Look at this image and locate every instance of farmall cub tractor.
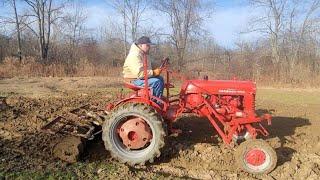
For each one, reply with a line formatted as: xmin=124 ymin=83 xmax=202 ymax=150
xmin=102 ymin=54 xmax=277 ymax=174
xmin=42 ymin=53 xmax=277 ymax=174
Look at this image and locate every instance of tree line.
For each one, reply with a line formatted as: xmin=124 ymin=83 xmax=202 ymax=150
xmin=0 ymin=0 xmax=319 ymax=86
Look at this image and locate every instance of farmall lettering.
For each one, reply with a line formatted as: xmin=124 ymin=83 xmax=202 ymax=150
xmin=218 ymin=89 xmax=246 ymax=94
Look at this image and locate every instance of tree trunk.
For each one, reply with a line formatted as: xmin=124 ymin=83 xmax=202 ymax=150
xmin=12 ymin=0 xmax=22 ymax=62
xmin=123 ymin=1 xmax=127 ymax=59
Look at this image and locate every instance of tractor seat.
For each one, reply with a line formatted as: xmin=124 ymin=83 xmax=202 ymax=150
xmin=124 ymin=82 xmax=143 ymax=91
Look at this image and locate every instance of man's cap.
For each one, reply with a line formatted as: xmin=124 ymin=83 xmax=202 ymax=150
xmin=135 ymin=36 xmax=155 ymax=45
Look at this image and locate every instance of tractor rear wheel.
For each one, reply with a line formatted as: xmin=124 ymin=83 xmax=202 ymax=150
xmin=235 ymin=139 xmax=277 ymax=174
xmin=102 ymin=103 xmax=165 ymax=165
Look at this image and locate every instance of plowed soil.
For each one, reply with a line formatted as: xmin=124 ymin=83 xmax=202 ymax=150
xmin=0 ymin=77 xmax=319 ymax=179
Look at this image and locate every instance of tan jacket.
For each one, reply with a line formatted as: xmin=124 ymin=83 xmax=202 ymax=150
xmin=123 ymin=43 xmax=153 ymax=79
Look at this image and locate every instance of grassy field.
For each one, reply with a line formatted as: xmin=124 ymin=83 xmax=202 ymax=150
xmin=257 ymin=87 xmax=320 ymax=105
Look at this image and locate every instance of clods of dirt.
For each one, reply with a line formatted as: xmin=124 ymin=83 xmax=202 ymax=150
xmin=0 ymin=92 xmax=319 ymax=179
xmin=53 ymin=136 xmax=84 ymax=163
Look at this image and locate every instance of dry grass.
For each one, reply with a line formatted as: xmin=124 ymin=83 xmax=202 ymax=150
xmin=1 ymin=56 xmax=320 ymax=87
xmin=0 ymin=76 xmax=123 ymax=98
xmin=0 ymin=57 xmax=121 ymax=78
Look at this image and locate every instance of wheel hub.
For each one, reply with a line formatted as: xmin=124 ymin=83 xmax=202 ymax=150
xmin=118 ymin=117 xmax=152 ymax=149
xmin=245 ymin=148 xmax=266 ymax=166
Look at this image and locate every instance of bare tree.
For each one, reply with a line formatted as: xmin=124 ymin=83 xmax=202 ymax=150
xmin=98 ymin=19 xmax=126 ymax=66
xmin=109 ymin=0 xmax=149 ymax=41
xmin=57 ymin=2 xmax=88 ymax=65
xmin=107 ymin=0 xmax=150 ymax=58
xmin=22 ymin=0 xmax=65 ymax=63
xmin=63 ymin=3 xmax=87 ymax=48
xmin=246 ymin=0 xmax=298 ymax=81
xmin=287 ymin=0 xmax=320 ymax=77
xmin=247 ymin=0 xmax=320 ymax=81
xmin=153 ymin=0 xmax=210 ymax=69
xmin=247 ymin=0 xmax=287 ymax=66
xmin=1 ymin=0 xmax=23 ymax=62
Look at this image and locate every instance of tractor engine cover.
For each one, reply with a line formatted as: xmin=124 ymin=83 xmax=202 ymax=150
xmin=181 ymin=80 xmax=256 ymax=95
xmin=181 ymin=79 xmax=256 ymax=119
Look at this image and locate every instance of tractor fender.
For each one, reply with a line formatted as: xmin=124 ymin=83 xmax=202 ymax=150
xmin=113 ymin=97 xmax=162 ymax=113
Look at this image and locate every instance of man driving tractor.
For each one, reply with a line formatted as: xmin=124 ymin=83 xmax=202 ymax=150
xmin=123 ymin=36 xmax=164 ymax=99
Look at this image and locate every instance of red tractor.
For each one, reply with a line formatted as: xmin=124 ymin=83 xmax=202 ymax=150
xmin=102 ymin=54 xmax=277 ymax=174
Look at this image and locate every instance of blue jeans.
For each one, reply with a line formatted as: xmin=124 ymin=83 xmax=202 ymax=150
xmin=132 ymin=76 xmax=164 ymax=98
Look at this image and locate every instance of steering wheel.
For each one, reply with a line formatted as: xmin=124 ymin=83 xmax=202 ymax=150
xmin=159 ymin=57 xmax=169 ymax=70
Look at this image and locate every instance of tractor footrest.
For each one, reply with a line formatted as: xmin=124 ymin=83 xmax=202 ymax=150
xmin=165 ymin=83 xmax=175 ymax=88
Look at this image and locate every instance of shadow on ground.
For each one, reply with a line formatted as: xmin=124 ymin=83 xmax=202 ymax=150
xmin=257 ymin=109 xmax=311 ymax=166
xmin=83 ymin=111 xmax=311 ymax=168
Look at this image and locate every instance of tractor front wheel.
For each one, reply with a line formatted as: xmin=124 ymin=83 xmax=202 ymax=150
xmin=235 ymin=139 xmax=277 ymax=174
xmin=102 ymin=103 xmax=165 ymax=165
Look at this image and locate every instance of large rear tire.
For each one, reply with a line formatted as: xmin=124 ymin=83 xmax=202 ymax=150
xmin=102 ymin=103 xmax=165 ymax=165
xmin=235 ymin=139 xmax=277 ymax=174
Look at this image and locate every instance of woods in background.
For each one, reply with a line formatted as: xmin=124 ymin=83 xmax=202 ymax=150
xmin=0 ymin=0 xmax=319 ymax=86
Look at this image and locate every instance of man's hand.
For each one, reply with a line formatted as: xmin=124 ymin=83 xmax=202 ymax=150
xmin=153 ymin=68 xmax=162 ymax=76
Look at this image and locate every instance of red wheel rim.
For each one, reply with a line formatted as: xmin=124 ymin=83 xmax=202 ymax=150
xmin=117 ymin=117 xmax=153 ymax=149
xmin=245 ymin=148 xmax=266 ymax=166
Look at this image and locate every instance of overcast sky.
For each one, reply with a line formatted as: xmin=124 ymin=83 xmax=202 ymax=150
xmin=0 ymin=0 xmax=261 ymax=48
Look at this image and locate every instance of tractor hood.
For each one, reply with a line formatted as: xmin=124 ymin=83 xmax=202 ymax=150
xmin=181 ymin=79 xmax=256 ymax=95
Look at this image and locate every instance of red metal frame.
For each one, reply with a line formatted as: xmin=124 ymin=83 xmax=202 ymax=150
xmin=106 ymin=54 xmax=272 ymax=145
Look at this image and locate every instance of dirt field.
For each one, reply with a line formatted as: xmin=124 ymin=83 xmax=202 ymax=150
xmin=0 ymin=77 xmax=319 ymax=179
